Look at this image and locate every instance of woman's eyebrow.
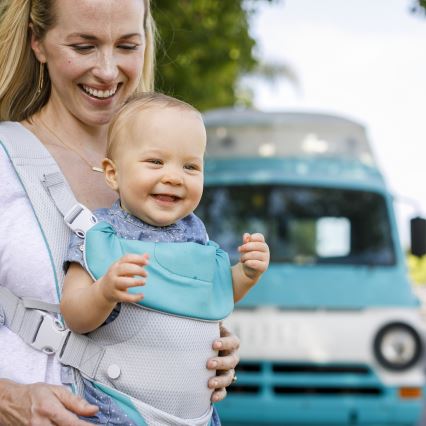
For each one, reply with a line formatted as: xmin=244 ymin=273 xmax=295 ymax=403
xmin=66 ymin=33 xmax=142 ymax=41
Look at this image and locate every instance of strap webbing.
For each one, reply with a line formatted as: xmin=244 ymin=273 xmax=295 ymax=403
xmin=0 ymin=287 xmax=104 ymax=377
xmin=42 ymin=171 xmax=79 ymax=218
xmin=0 ymin=287 xmax=43 ymax=345
xmin=22 ymin=298 xmax=61 ymax=314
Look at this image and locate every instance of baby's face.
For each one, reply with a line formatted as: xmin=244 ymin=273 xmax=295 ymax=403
xmin=112 ymin=106 xmax=206 ymax=227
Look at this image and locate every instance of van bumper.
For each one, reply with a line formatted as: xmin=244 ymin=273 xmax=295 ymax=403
xmin=217 ymin=392 xmax=423 ymax=425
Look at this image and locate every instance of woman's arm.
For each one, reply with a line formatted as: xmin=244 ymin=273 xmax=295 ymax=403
xmin=0 ymin=379 xmax=98 ymax=425
xmin=207 ymin=323 xmax=240 ymax=402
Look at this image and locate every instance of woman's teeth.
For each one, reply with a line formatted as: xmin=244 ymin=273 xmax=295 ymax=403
xmin=82 ymin=85 xmax=117 ymax=99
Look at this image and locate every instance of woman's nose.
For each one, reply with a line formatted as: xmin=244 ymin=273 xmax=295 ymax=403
xmin=93 ymin=50 xmax=119 ymax=82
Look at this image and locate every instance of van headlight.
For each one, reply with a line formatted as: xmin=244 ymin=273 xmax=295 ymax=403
xmin=373 ymin=322 xmax=422 ymax=371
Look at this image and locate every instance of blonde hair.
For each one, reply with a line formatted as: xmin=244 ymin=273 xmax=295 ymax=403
xmin=107 ymin=92 xmax=202 ymax=160
xmin=0 ymin=0 xmax=156 ymax=122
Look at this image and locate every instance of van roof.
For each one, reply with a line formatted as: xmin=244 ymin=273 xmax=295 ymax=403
xmin=203 ymin=108 xmax=376 ymax=167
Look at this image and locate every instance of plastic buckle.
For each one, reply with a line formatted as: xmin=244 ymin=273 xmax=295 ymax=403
xmin=30 ymin=313 xmax=70 ymax=355
xmin=64 ymin=203 xmax=97 ymax=238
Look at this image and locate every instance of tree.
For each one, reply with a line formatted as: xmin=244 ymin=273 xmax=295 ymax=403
xmin=411 ymin=0 xmax=426 ymax=15
xmin=152 ymin=0 xmax=278 ymax=111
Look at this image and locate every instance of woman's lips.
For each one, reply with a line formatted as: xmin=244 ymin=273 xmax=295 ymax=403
xmin=79 ymin=83 xmax=120 ymax=100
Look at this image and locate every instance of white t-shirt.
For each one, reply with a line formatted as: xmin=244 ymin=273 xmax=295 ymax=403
xmin=0 ymin=143 xmax=62 ymax=385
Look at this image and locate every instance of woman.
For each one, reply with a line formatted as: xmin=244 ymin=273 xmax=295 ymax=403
xmin=0 ymin=1 xmax=239 ymax=425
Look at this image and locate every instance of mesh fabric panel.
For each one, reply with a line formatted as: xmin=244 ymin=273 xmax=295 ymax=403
xmin=88 ymin=304 xmax=219 ymax=419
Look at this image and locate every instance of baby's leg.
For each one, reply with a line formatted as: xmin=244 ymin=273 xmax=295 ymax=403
xmin=79 ymin=378 xmax=139 ymax=425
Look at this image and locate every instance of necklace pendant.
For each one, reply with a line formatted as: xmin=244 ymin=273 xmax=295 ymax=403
xmin=92 ymin=166 xmax=104 ymax=173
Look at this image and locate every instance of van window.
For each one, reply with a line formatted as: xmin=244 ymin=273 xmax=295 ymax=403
xmin=196 ymin=185 xmax=395 ymax=266
xmin=316 ymin=217 xmax=350 ymax=257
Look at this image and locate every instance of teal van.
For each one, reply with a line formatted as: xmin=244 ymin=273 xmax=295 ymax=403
xmin=196 ymin=109 xmax=426 ymax=425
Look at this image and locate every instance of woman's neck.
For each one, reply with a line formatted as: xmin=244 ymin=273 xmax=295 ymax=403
xmin=20 ymin=102 xmax=117 ymax=210
xmin=31 ymin=102 xmax=108 ymax=154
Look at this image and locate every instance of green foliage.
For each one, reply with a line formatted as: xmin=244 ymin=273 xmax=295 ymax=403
xmin=152 ymin=0 xmax=270 ymax=111
xmin=407 ymin=253 xmax=426 ymax=285
xmin=410 ymin=0 xmax=426 ymax=15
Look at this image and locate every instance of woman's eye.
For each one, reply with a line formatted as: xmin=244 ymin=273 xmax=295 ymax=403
xmin=118 ymin=44 xmax=139 ymax=50
xmin=71 ymin=45 xmax=94 ymax=52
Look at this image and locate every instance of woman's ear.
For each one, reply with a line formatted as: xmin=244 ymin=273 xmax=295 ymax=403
xmin=29 ymin=23 xmax=47 ymax=63
xmin=102 ymin=158 xmax=119 ymax=191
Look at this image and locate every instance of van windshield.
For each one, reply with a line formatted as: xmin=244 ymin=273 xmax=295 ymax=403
xmin=196 ymin=185 xmax=395 ymax=266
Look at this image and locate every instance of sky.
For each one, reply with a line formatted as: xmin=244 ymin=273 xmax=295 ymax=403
xmin=249 ymin=0 xmax=426 ymax=247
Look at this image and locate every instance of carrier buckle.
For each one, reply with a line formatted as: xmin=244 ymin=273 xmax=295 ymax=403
xmin=64 ymin=203 xmax=98 ymax=238
xmin=30 ymin=313 xmax=70 ymax=355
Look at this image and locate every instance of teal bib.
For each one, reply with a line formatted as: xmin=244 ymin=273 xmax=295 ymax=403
xmin=84 ymin=221 xmax=234 ymax=320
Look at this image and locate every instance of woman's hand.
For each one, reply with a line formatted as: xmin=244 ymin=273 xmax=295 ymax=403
xmin=207 ymin=323 xmax=240 ymax=402
xmin=0 ymin=380 xmax=98 ymax=426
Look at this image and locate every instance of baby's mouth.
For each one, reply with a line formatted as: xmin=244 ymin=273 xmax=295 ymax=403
xmin=152 ymin=194 xmax=181 ymax=203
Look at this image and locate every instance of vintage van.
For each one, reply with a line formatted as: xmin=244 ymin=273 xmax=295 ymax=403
xmin=196 ymin=109 xmax=426 ymax=425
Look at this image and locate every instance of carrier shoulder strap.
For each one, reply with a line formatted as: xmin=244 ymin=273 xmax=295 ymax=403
xmin=0 ymin=122 xmax=81 ymax=295
xmin=0 ymin=121 xmax=105 ymax=377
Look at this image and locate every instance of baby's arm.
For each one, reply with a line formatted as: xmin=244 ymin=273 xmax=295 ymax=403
xmin=61 ymin=254 xmax=149 ymax=334
xmin=231 ymin=233 xmax=270 ymax=303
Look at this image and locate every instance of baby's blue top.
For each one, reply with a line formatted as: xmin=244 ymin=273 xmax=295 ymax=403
xmin=66 ymin=199 xmax=208 ymax=268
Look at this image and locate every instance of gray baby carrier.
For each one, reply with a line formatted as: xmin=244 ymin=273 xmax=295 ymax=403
xmin=0 ymin=122 xmax=234 ymax=426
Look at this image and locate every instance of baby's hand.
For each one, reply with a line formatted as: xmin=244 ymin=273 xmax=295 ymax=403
xmin=238 ymin=233 xmax=270 ymax=281
xmin=98 ymin=253 xmax=149 ymax=304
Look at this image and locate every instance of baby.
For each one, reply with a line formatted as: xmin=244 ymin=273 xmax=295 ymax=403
xmin=61 ymin=93 xmax=270 ymax=426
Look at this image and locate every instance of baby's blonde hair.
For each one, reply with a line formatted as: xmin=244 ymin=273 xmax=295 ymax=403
xmin=106 ymin=92 xmax=202 ymax=160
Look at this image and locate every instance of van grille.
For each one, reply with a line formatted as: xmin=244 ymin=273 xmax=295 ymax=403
xmin=228 ymin=361 xmax=383 ymax=397
xmin=272 ymin=364 xmax=370 ymax=374
xmin=273 ymin=386 xmax=381 ymax=395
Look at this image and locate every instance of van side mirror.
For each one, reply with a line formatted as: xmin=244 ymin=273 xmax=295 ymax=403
xmin=410 ymin=217 xmax=426 ymax=257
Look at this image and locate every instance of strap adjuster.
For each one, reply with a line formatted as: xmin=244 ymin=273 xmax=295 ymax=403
xmin=30 ymin=313 xmax=70 ymax=355
xmin=64 ymin=203 xmax=97 ymax=238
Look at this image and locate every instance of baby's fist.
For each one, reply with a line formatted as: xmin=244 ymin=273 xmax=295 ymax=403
xmin=238 ymin=233 xmax=270 ymax=280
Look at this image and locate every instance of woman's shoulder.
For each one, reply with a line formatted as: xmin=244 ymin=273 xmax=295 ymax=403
xmin=0 ymin=121 xmax=27 ymax=138
xmin=0 ymin=141 xmax=26 ymax=203
xmin=0 ymin=122 xmax=36 ymax=196
xmin=0 ymin=121 xmax=45 ymax=154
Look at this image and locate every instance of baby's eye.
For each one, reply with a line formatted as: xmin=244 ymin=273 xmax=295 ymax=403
xmin=146 ymin=159 xmax=163 ymax=165
xmin=184 ymin=164 xmax=201 ymax=171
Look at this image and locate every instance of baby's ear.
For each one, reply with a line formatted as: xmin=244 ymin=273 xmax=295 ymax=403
xmin=102 ymin=158 xmax=119 ymax=191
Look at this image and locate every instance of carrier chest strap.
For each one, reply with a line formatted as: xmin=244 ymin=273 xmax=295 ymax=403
xmin=0 ymin=287 xmax=105 ymax=379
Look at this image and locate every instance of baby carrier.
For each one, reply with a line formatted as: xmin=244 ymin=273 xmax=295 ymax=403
xmin=0 ymin=122 xmax=234 ymax=426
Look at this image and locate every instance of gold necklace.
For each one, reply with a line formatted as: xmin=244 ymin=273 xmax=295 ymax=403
xmin=38 ymin=117 xmax=104 ymax=173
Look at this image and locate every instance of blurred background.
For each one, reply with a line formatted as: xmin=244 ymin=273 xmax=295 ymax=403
xmin=152 ymin=1 xmax=426 ymax=425
xmin=153 ymin=0 xmax=426 ymax=249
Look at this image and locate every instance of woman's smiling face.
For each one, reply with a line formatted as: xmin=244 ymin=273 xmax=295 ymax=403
xmin=31 ymin=0 xmax=146 ymax=126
